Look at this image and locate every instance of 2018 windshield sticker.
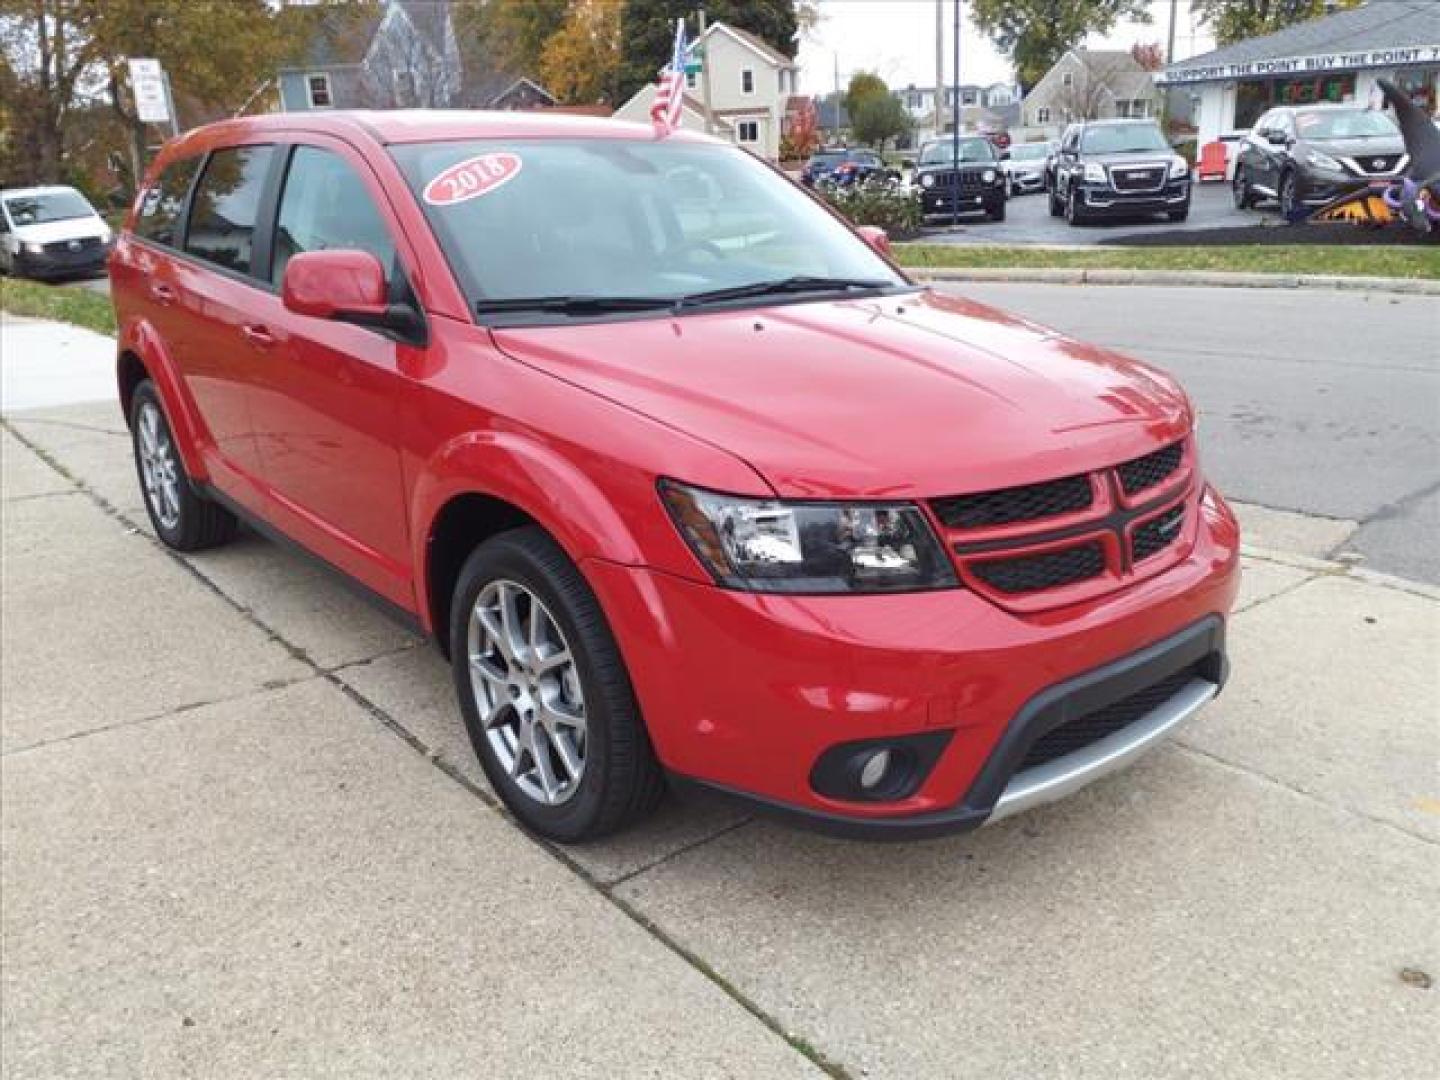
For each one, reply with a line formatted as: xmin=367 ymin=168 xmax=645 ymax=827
xmin=423 ymin=153 xmax=522 ymax=206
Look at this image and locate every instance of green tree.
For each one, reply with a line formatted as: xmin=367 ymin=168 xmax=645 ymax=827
xmin=969 ymin=0 xmax=1151 ymax=92
xmin=849 ymin=92 xmax=910 ymax=151
xmin=616 ymin=0 xmax=798 ymax=105
xmin=842 ymin=71 xmax=888 ymax=119
xmin=1190 ymin=0 xmax=1361 ymax=47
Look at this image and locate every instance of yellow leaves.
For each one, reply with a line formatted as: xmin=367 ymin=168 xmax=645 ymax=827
xmin=538 ymin=0 xmax=621 ymax=106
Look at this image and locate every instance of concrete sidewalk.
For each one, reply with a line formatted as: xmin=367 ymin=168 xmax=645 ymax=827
xmin=2 ymin=313 xmax=1436 ymax=1078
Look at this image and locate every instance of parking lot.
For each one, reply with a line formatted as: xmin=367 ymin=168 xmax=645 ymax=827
xmin=2 ymin=289 xmax=1437 ymax=1078
xmin=924 ymin=178 xmax=1273 ymax=246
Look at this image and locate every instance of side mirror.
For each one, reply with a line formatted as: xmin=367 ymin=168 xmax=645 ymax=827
xmin=281 ymin=249 xmax=424 ymax=343
xmin=856 ymin=226 xmax=890 ymax=256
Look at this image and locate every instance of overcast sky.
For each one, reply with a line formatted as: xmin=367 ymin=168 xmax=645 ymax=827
xmin=795 ymin=0 xmax=1217 ymax=94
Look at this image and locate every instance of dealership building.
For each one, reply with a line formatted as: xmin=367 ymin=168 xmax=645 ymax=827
xmin=1157 ymin=0 xmax=1440 ymax=147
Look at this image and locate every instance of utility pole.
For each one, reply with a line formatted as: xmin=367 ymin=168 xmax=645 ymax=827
xmin=935 ymin=0 xmax=945 ymax=144
xmin=833 ymin=51 xmax=840 ymax=140
xmin=951 ymin=0 xmax=960 ymax=226
xmin=698 ymin=8 xmax=715 ymax=136
xmin=1166 ymin=0 xmax=1178 ymax=64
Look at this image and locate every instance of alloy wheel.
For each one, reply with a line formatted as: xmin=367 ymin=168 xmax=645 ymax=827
xmin=1280 ymin=173 xmax=1297 ymax=216
xmin=467 ymin=579 xmax=587 ymax=806
xmin=1232 ymin=169 xmax=1248 ymax=209
xmin=137 ymin=400 xmax=182 ymax=530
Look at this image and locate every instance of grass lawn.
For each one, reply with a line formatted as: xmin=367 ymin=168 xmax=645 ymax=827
xmin=0 ymin=276 xmax=116 ymax=335
xmin=894 ymin=244 xmax=1440 ymax=280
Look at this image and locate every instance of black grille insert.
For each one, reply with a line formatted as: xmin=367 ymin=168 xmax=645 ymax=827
xmin=1132 ymin=505 xmax=1185 ymax=562
xmin=1117 ymin=442 xmax=1183 ymax=497
xmin=970 ymin=541 xmax=1105 ymax=594
xmin=42 ymin=236 xmax=103 ymax=255
xmin=932 ymin=474 xmax=1092 ymax=529
xmin=1018 ymin=662 xmax=1201 ymax=772
xmin=1109 ymin=165 xmax=1166 ymax=192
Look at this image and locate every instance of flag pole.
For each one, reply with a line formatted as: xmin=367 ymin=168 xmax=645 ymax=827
xmin=698 ymin=9 xmax=715 ymax=136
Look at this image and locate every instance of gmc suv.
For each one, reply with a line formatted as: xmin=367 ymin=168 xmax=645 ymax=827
xmin=1048 ymin=119 xmax=1191 ymax=226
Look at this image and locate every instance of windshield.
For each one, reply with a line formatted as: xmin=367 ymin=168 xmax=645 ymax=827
xmin=808 ymin=151 xmax=845 ymax=167
xmin=1008 ymin=144 xmax=1049 ymax=161
xmin=1296 ymin=110 xmax=1398 ymax=140
xmin=919 ymin=138 xmax=996 ymax=165
xmin=1080 ymin=124 xmax=1169 ymax=154
xmin=3 ymin=189 xmax=95 ymax=226
xmin=392 ymin=139 xmax=906 ymax=314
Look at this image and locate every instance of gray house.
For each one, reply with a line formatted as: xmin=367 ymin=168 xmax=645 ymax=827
xmin=277 ymin=0 xmax=462 ymax=112
xmin=1021 ymin=50 xmax=1160 ymax=138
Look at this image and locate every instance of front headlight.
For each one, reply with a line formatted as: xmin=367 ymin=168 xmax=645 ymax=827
xmin=659 ymin=481 xmax=958 ymax=594
xmin=982 ymin=168 xmax=997 ymax=184
xmin=1083 ymin=162 xmax=1107 ymax=184
xmin=1306 ymin=149 xmax=1343 ymax=172
xmin=22 ymin=241 xmax=45 ymax=255
xmin=919 ymin=173 xmax=935 ymax=189
xmin=1169 ymin=155 xmax=1189 ymax=178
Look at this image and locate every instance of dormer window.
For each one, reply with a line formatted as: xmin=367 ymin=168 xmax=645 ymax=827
xmin=306 ymin=73 xmax=333 ymax=109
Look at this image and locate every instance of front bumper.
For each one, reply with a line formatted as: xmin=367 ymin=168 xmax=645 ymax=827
xmin=921 ymin=186 xmax=1005 ymax=217
xmin=585 ymin=485 xmax=1240 ymax=837
xmin=1294 ymin=168 xmax=1393 ymax=207
xmin=14 ymin=243 xmax=109 ymax=278
xmin=1007 ymin=170 xmax=1045 ymax=193
xmin=1078 ymin=179 xmax=1190 ymax=217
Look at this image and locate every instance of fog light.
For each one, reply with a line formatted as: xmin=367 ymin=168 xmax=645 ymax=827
xmin=859 ymin=749 xmax=892 ymax=790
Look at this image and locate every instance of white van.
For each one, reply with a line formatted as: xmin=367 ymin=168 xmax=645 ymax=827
xmin=0 ymin=185 xmax=113 ymax=279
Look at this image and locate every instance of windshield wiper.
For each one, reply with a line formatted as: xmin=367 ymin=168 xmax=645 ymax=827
xmin=475 ymin=295 xmax=677 ymax=317
xmin=676 ymin=276 xmax=896 ymax=309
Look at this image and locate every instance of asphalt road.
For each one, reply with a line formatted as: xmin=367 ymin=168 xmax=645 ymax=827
xmin=947 ymin=282 xmax=1440 ymax=583
xmin=924 ymin=180 xmax=1271 ymax=246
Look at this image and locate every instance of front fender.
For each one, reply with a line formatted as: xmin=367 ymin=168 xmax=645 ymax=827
xmin=119 ymin=317 xmax=210 ymax=482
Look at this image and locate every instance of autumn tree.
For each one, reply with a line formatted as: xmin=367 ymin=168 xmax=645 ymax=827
xmin=455 ymin=0 xmax=567 ymax=90
xmin=0 ymin=0 xmax=302 ymax=188
xmin=842 ymin=71 xmax=888 ymax=119
xmin=1131 ymin=41 xmax=1164 ymax=72
xmin=1189 ymin=0 xmax=1361 ymax=47
xmin=539 ymin=0 xmax=622 ymax=105
xmin=616 ymin=0 xmax=798 ymax=104
xmin=969 ymin=0 xmax=1151 ymax=92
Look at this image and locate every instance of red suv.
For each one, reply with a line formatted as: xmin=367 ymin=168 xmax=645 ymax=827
xmin=111 ymin=112 xmax=1239 ymax=842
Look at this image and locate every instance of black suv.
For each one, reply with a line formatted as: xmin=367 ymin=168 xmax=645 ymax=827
xmin=1232 ymin=104 xmax=1406 ymax=217
xmin=1048 ymin=119 xmax=1190 ymax=226
xmin=914 ymin=136 xmax=1007 ymax=222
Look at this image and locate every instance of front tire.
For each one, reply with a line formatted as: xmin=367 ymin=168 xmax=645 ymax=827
xmin=1279 ymin=170 xmax=1300 ymax=217
xmin=988 ymin=199 xmax=1006 ymax=222
xmin=1168 ymin=207 xmax=1190 ymax=223
xmin=129 ymin=380 xmax=237 ymax=551
xmin=450 ymin=527 xmax=664 ymax=842
xmin=1048 ymin=186 xmax=1064 ymax=217
xmin=1232 ymin=166 xmax=1255 ymax=209
xmin=1065 ymin=188 xmax=1087 ymax=226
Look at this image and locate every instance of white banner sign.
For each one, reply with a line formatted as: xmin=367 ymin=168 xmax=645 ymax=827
xmin=127 ymin=58 xmax=171 ymax=124
xmin=1157 ymin=44 xmax=1440 ymax=85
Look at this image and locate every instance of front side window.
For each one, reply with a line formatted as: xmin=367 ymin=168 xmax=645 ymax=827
xmin=391 ymin=139 xmax=905 ymax=315
xmin=272 ymin=146 xmax=397 ymax=284
xmin=184 ymin=145 xmax=276 ymax=276
xmin=1295 ymin=109 xmax=1397 ymax=140
xmin=3 ymin=188 xmax=94 ymax=227
xmin=135 ymin=159 xmax=201 ymax=247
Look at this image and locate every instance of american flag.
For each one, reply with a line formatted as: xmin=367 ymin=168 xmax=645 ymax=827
xmin=649 ymin=18 xmax=688 ymax=135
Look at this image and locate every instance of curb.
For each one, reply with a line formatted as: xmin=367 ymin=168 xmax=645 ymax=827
xmin=910 ymin=267 xmax=1440 ymax=295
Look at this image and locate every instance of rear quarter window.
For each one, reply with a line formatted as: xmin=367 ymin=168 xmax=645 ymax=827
xmin=134 ymin=157 xmax=201 ymax=247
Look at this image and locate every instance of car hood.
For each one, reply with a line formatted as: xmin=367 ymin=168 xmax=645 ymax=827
xmin=11 ymin=216 xmax=107 ymax=245
xmin=1302 ymin=135 xmax=1406 ymax=159
xmin=1085 ymin=152 xmax=1176 ymax=170
xmin=491 ymin=289 xmax=1192 ymax=500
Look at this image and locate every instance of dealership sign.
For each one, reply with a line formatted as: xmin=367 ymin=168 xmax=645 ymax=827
xmin=1158 ymin=44 xmax=1440 ymax=85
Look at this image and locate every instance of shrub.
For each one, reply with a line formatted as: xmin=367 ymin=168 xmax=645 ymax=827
xmin=818 ymin=182 xmax=922 ymax=240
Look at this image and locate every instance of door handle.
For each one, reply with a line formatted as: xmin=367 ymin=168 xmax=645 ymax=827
xmin=241 ymin=324 xmax=275 ymax=349
xmin=150 ymin=282 xmax=176 ymax=304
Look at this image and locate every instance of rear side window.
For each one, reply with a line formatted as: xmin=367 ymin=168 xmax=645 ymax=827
xmin=184 ymin=145 xmax=276 ymax=276
xmin=271 ymin=146 xmax=396 ymax=284
xmin=134 ymin=157 xmax=200 ymax=247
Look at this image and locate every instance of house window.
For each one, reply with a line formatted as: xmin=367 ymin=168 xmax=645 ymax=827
xmin=306 ymin=73 xmax=333 ymax=109
xmin=1036 ymin=106 xmax=1051 ymax=123
xmin=741 ymin=69 xmax=754 ymax=94
xmin=1062 ymin=72 xmax=1074 ymax=88
xmin=737 ymin=120 xmax=759 ymax=143
xmin=686 ymin=71 xmax=697 ymax=90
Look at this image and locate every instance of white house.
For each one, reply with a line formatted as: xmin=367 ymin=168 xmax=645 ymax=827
xmin=1158 ymin=0 xmax=1440 ymax=150
xmin=900 ymin=82 xmax=1022 ymax=142
xmin=614 ymin=21 xmax=799 ymax=159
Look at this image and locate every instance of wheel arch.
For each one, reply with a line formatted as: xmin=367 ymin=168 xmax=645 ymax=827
xmin=116 ymin=320 xmax=210 ymax=481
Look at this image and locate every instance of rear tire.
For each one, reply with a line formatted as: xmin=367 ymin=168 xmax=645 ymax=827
xmin=450 ymin=527 xmax=664 ymax=842
xmin=129 ymin=380 xmax=238 ymax=551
